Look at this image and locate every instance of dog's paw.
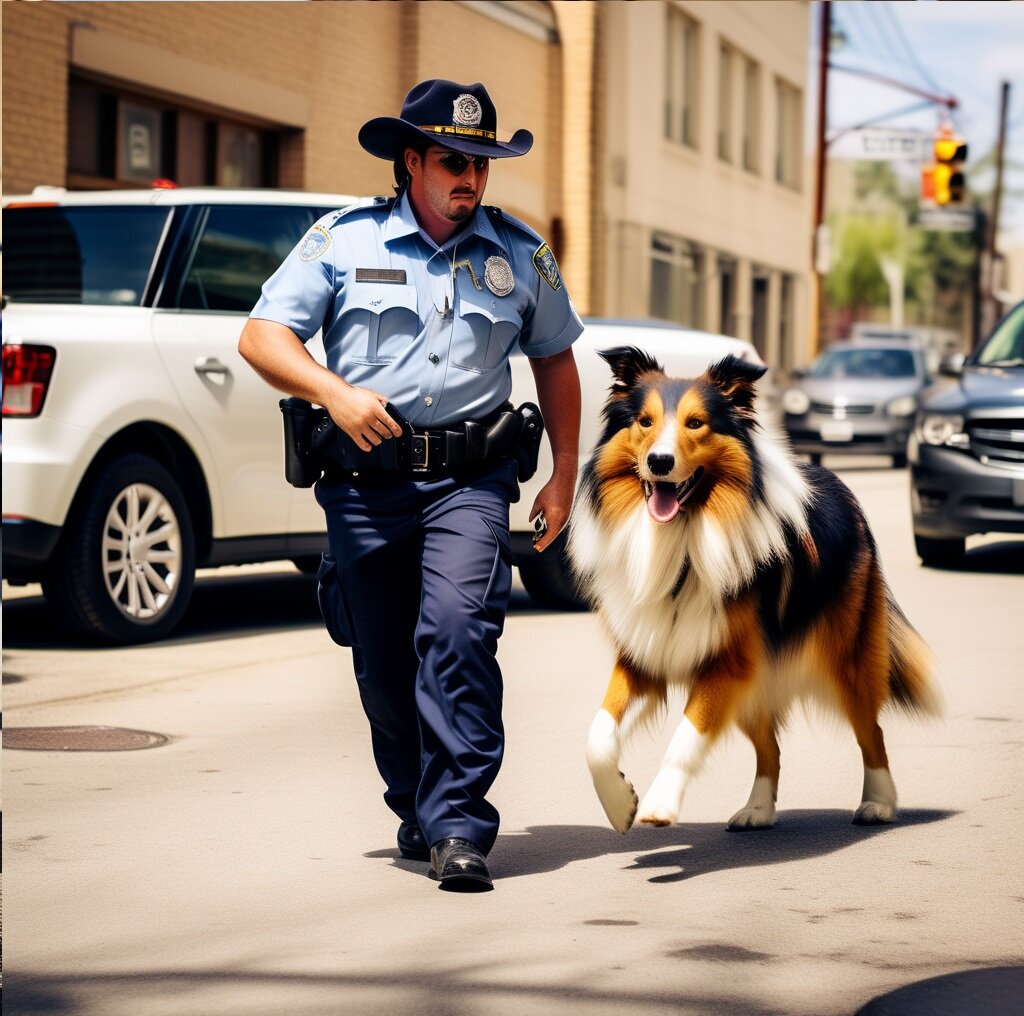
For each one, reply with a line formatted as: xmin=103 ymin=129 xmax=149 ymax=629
xmin=636 ymin=770 xmax=684 ymax=827
xmin=852 ymin=801 xmax=896 ymax=825
xmin=727 ymin=804 xmax=777 ymax=830
xmin=594 ymin=769 xmax=638 ymax=834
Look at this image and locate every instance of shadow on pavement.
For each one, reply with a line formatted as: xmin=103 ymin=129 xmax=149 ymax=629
xmin=856 ymin=965 xmax=1024 ymax=1015
xmin=481 ymin=808 xmax=954 ymax=883
xmin=2 ymin=571 xmax=546 ymax=652
xmin=3 ymin=968 xmax=789 ymax=1016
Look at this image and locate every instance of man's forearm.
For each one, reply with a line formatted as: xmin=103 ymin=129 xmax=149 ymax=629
xmin=530 ymin=347 xmax=581 ymax=475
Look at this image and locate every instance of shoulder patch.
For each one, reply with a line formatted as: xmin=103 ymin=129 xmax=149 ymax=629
xmin=299 ymin=224 xmax=332 ymax=262
xmin=532 ymin=242 xmax=563 ymax=292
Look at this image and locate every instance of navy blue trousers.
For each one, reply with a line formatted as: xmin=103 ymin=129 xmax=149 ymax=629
xmin=314 ymin=458 xmax=518 ymax=854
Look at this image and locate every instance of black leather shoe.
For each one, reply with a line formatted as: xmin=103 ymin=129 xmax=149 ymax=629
xmin=429 ymin=838 xmax=493 ymax=892
xmin=396 ymin=821 xmax=430 ymax=861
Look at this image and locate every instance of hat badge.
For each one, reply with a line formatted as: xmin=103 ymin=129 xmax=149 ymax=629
xmin=452 ymin=94 xmax=483 ymax=127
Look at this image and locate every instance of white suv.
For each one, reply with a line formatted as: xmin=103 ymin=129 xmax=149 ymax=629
xmin=2 ymin=186 xmax=762 ymax=642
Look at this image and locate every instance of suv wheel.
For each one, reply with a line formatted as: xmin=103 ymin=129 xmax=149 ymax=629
xmin=515 ymin=528 xmax=589 ymax=611
xmin=914 ymin=533 xmax=965 ymax=569
xmin=44 ymin=455 xmax=196 ymax=643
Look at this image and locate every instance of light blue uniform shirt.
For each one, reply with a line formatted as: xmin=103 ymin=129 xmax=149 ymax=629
xmin=251 ymin=191 xmax=583 ymax=427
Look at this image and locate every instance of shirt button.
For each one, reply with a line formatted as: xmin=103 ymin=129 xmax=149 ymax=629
xmin=429 ymin=353 xmax=440 ymax=365
xmin=424 ymin=396 xmax=433 ymax=407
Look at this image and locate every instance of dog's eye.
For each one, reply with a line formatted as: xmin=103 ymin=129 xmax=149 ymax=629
xmin=686 ymin=418 xmax=704 ymax=430
xmin=638 ymin=416 xmax=653 ymax=429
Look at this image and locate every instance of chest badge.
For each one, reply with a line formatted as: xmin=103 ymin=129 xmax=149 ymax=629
xmin=484 ymin=255 xmax=515 ymax=297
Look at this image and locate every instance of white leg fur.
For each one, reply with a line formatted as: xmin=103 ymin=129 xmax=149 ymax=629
xmin=637 ymin=716 xmax=710 ymax=826
xmin=587 ymin=709 xmax=639 ymax=833
xmin=728 ymin=775 xmax=778 ymax=830
xmin=853 ymin=766 xmax=898 ymax=824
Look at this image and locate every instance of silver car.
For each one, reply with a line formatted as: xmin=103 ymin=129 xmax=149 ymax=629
xmin=781 ymin=340 xmax=931 ymax=468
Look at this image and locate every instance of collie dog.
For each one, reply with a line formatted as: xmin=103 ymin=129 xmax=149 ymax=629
xmin=569 ymin=348 xmax=939 ymax=834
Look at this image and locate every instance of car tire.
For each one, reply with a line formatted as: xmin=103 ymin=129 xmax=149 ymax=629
xmin=44 ymin=454 xmax=196 ymax=643
xmin=291 ymin=556 xmax=322 ymax=575
xmin=892 ymin=452 xmax=908 ymax=469
xmin=808 ymin=453 xmax=822 ymax=467
xmin=515 ymin=528 xmax=589 ymax=611
xmin=914 ymin=533 xmax=965 ymax=569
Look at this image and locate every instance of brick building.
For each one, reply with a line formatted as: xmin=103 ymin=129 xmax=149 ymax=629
xmin=2 ymin=0 xmax=813 ymax=363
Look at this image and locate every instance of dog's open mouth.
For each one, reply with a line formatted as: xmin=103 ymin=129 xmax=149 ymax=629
xmin=643 ymin=469 xmax=705 ymax=523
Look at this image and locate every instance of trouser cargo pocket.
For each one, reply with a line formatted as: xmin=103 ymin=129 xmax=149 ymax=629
xmin=316 ymin=554 xmax=354 ymax=646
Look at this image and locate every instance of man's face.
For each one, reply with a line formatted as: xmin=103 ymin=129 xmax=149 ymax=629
xmin=408 ymin=146 xmax=490 ymax=227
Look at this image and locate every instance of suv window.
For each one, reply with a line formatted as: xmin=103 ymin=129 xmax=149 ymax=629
xmin=178 ymin=205 xmax=333 ymax=313
xmin=975 ymin=301 xmax=1024 ymax=366
xmin=2 ymin=206 xmax=170 ymax=306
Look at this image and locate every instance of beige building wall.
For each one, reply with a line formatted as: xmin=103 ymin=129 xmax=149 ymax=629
xmin=597 ymin=0 xmax=813 ymax=368
xmin=2 ymin=1 xmax=564 ymax=237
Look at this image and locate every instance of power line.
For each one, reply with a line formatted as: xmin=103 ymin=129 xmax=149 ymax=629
xmin=878 ymin=1 xmax=943 ymax=96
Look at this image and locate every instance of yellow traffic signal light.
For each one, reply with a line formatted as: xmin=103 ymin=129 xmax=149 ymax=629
xmin=932 ymin=130 xmax=967 ymax=206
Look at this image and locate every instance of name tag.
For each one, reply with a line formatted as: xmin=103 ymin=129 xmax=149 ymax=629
xmin=356 ymin=268 xmax=407 ymax=284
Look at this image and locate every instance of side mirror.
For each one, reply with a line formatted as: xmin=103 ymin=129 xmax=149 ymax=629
xmin=939 ymin=352 xmax=965 ymax=377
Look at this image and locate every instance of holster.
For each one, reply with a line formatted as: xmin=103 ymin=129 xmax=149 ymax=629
xmin=280 ymin=397 xmax=327 ymax=487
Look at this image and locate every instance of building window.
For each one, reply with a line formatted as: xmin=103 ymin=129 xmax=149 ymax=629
xmin=665 ymin=9 xmax=699 ymax=148
xmin=775 ymin=77 xmax=803 ymax=191
xmin=742 ymin=56 xmax=761 ymax=174
xmin=650 ymin=233 xmax=704 ymax=329
xmin=718 ymin=44 xmax=734 ymax=163
xmin=779 ymin=272 xmax=795 ymax=369
xmin=718 ymin=254 xmax=736 ymax=335
xmin=68 ymin=76 xmax=281 ymax=189
xmin=751 ymin=268 xmax=769 ymax=359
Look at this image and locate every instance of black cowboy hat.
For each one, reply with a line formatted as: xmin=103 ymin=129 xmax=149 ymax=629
xmin=358 ymin=79 xmax=533 ymax=161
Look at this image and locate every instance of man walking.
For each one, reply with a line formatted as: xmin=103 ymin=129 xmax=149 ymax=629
xmin=239 ymin=80 xmax=582 ymax=891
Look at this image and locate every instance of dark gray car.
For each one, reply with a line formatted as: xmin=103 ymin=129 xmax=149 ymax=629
xmin=781 ymin=341 xmax=931 ymax=468
xmin=909 ymin=300 xmax=1024 ymax=567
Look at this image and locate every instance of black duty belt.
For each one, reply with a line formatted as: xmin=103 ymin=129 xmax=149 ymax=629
xmin=282 ymin=397 xmax=543 ymax=485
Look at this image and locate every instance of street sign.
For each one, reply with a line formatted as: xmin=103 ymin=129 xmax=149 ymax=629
xmin=852 ymin=128 xmax=930 ymax=161
xmin=917 ymin=207 xmax=977 ymax=232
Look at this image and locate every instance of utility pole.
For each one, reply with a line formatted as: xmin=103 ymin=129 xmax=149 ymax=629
xmin=810 ymin=0 xmax=830 ymax=360
xmin=981 ymin=80 xmax=1010 ymax=340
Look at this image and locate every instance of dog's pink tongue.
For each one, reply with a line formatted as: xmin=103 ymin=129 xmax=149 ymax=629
xmin=647 ymin=483 xmax=680 ymax=523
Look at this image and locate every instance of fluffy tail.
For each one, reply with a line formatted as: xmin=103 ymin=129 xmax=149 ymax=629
xmin=887 ymin=596 xmax=943 ymax=717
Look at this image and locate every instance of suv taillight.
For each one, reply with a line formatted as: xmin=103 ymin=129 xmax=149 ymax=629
xmin=2 ymin=343 xmax=57 ymax=417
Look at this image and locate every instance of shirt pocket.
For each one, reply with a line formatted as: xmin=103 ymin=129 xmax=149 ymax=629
xmin=343 ymin=283 xmax=420 ymax=365
xmin=452 ymin=288 xmax=523 ymax=374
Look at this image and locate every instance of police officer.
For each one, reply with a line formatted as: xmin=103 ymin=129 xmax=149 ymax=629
xmin=239 ymin=80 xmax=582 ymax=891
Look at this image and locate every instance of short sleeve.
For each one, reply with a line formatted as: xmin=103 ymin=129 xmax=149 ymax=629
xmin=250 ymin=217 xmax=336 ymax=342
xmin=517 ymin=243 xmax=584 ymax=358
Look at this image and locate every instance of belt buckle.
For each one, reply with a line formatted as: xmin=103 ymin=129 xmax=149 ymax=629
xmin=411 ymin=433 xmax=429 ymax=472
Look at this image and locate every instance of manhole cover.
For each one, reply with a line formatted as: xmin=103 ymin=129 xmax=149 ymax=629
xmin=3 ymin=726 xmax=169 ymax=752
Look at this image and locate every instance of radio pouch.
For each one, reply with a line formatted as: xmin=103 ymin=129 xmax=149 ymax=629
xmin=513 ymin=402 xmax=544 ymax=482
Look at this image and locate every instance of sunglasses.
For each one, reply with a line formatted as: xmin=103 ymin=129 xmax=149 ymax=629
xmin=436 ymin=151 xmax=490 ymax=176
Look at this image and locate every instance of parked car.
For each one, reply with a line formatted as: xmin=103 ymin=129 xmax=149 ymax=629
xmin=848 ymin=321 xmax=960 ymax=374
xmin=1 ymin=187 xmax=763 ymax=642
xmin=909 ymin=300 xmax=1024 ymax=567
xmin=780 ymin=340 xmax=931 ymax=468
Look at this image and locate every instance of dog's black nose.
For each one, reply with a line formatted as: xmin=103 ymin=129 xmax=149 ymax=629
xmin=647 ymin=453 xmax=674 ymax=477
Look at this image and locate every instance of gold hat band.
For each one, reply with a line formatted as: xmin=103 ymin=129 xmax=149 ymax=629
xmin=419 ymin=125 xmax=497 ymax=140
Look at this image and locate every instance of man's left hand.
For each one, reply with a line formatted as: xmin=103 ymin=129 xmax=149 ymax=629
xmin=529 ymin=471 xmax=575 ymax=554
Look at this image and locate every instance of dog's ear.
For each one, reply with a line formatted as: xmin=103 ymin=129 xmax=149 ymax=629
xmin=599 ymin=346 xmax=664 ymax=395
xmin=704 ymin=355 xmax=767 ymax=421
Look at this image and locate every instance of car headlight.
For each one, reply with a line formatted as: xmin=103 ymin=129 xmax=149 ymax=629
xmin=916 ymin=413 xmax=969 ymax=448
xmin=782 ymin=388 xmax=810 ymax=415
xmin=887 ymin=395 xmax=918 ymax=418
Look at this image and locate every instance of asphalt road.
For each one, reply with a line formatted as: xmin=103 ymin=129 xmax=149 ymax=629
xmin=4 ymin=460 xmax=1024 ymax=1016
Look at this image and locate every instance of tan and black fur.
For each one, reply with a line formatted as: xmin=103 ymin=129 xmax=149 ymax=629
xmin=569 ymin=348 xmax=939 ymax=833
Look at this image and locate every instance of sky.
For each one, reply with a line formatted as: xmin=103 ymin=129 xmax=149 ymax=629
xmin=810 ymin=0 xmax=1024 ymax=243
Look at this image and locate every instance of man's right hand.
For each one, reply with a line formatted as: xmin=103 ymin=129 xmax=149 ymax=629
xmin=324 ymin=383 xmax=403 ymax=451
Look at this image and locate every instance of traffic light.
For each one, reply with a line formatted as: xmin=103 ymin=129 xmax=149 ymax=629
xmin=931 ymin=130 xmax=967 ymax=206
